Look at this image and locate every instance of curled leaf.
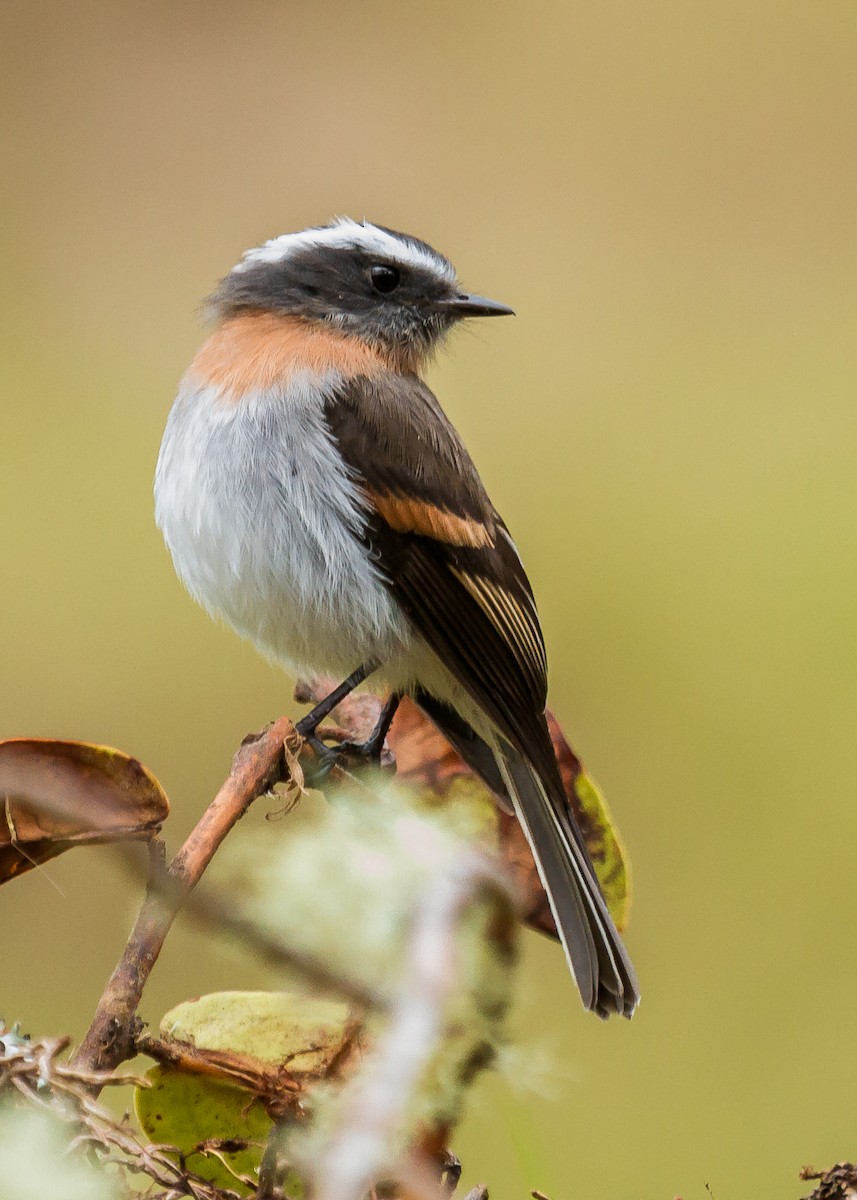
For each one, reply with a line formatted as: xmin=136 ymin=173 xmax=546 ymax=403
xmin=0 ymin=739 xmax=169 ymax=884
xmin=156 ymin=991 xmax=361 ymax=1090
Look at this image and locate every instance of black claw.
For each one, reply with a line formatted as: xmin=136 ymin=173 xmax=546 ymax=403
xmin=301 ymin=736 xmax=345 ymax=781
xmin=295 ymin=672 xmax=400 ymax=781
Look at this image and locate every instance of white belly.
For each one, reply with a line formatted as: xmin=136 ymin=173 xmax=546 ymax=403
xmin=154 ymin=373 xmax=415 ymax=680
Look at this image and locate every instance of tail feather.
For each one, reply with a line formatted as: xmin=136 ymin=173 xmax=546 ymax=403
xmin=496 ymin=746 xmax=639 ymax=1018
xmin=414 ymin=691 xmax=639 ymax=1018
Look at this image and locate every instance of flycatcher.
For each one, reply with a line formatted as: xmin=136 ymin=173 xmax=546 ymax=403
xmin=155 ymin=219 xmax=639 ymax=1018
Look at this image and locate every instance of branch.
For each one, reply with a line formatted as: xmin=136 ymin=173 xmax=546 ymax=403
xmin=8 ymin=688 xmax=516 ymax=1199
xmin=800 ymin=1162 xmax=857 ymax=1200
xmin=311 ymin=850 xmax=514 ymax=1200
xmin=165 ymin=884 xmax=383 ymax=1012
xmin=1 ymin=1032 xmax=241 ymax=1199
xmin=72 ymin=717 xmax=296 ymax=1081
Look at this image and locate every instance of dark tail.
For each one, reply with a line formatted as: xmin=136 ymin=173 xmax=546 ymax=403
xmin=415 ymin=692 xmax=639 ymax=1018
xmin=496 ymin=744 xmax=639 ymax=1018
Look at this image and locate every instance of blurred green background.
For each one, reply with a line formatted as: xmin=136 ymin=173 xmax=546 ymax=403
xmin=2 ymin=3 xmax=856 ymax=1196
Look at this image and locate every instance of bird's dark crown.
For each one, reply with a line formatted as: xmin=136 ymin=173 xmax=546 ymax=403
xmin=209 ymin=219 xmax=512 ymax=366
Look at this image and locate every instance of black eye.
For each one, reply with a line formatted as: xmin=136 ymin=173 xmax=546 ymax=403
xmin=370 ymin=264 xmax=401 ymax=294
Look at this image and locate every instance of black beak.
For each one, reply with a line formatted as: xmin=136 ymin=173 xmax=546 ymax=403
xmin=440 ymin=292 xmax=515 ymax=318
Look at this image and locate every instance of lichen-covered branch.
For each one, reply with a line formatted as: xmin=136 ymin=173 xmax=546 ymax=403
xmin=5 ymin=688 xmax=522 ymax=1198
xmin=311 ymin=851 xmax=513 ymax=1200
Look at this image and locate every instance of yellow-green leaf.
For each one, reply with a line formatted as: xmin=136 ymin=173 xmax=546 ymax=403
xmin=135 ymin=991 xmax=359 ymax=1195
xmin=160 ymin=990 xmax=356 ymax=1077
xmin=571 ymin=769 xmax=630 ymax=930
xmin=135 ymin=1065 xmax=272 ymax=1196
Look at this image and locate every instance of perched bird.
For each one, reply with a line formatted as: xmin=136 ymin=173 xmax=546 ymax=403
xmin=155 ymin=219 xmax=639 ymax=1017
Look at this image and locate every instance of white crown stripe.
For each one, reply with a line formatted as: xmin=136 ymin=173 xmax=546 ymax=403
xmin=234 ymin=218 xmax=456 ymax=283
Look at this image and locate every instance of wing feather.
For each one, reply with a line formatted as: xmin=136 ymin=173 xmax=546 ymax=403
xmin=323 ymin=373 xmax=548 ymax=754
xmin=322 ymin=372 xmax=640 ymax=1017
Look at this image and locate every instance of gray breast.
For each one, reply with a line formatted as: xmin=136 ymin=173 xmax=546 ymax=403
xmin=154 ymin=371 xmax=412 ymax=676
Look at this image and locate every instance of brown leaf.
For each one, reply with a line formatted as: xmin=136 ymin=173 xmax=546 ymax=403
xmin=388 ymin=698 xmax=630 ymax=935
xmin=387 ymin=700 xmax=559 ymax=936
xmin=293 ymin=681 xmax=631 ymax=933
xmin=0 ymin=739 xmax=169 ymax=883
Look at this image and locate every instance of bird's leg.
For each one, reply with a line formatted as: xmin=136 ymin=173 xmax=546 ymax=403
xmin=337 ymin=691 xmax=402 ymax=762
xmin=295 ymin=661 xmax=380 ymax=735
xmin=295 ymin=661 xmax=380 ymax=772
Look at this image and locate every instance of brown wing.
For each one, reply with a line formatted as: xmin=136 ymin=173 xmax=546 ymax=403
xmin=325 ymin=375 xmax=640 ymax=1018
xmin=324 ymin=374 xmax=549 ymax=757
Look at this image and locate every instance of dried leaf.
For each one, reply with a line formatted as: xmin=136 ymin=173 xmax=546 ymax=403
xmin=293 ymin=682 xmax=632 ymax=931
xmin=0 ymin=738 xmax=169 ymax=884
xmin=388 ymin=699 xmax=631 ymax=932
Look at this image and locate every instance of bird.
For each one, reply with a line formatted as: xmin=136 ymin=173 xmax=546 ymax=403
xmin=154 ymin=218 xmax=639 ymax=1018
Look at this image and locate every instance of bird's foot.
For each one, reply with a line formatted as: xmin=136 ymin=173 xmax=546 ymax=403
xmin=299 ymin=732 xmax=391 ymax=784
xmin=297 ymin=690 xmax=401 ymax=781
xmin=298 ymin=734 xmax=345 ymax=780
xmin=295 ymin=673 xmax=399 ymax=782
xmin=332 ymin=692 xmax=402 ymax=763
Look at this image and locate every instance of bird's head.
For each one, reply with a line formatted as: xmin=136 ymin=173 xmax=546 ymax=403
xmin=209 ymin=218 xmax=514 ymax=370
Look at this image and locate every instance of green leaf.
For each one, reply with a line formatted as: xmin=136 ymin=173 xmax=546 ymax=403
xmin=135 ymin=1065 xmax=272 ymax=1195
xmin=135 ymin=991 xmax=357 ymax=1195
xmin=160 ymin=990 xmax=354 ymax=1076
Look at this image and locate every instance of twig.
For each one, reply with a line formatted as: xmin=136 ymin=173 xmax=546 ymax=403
xmin=137 ymin=876 xmax=385 ymax=1013
xmin=135 ymin=1010 xmax=364 ymax=1121
xmin=311 ymin=850 xmax=513 ymax=1200
xmin=800 ymin=1162 xmax=857 ymax=1200
xmin=28 ymin=684 xmax=516 ymax=1196
xmin=255 ymin=1117 xmax=291 ymax=1200
xmin=1 ymin=1036 xmax=241 ymax=1199
xmin=134 ymin=1034 xmax=301 ymax=1108
xmin=72 ymin=717 xmax=296 ymax=1082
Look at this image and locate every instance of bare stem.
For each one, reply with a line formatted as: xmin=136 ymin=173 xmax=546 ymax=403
xmin=72 ymin=717 xmax=296 ymax=1081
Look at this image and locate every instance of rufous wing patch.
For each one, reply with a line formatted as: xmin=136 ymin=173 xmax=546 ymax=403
xmin=370 ymin=490 xmax=494 ymax=549
xmin=187 ymin=312 xmax=390 ymax=398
